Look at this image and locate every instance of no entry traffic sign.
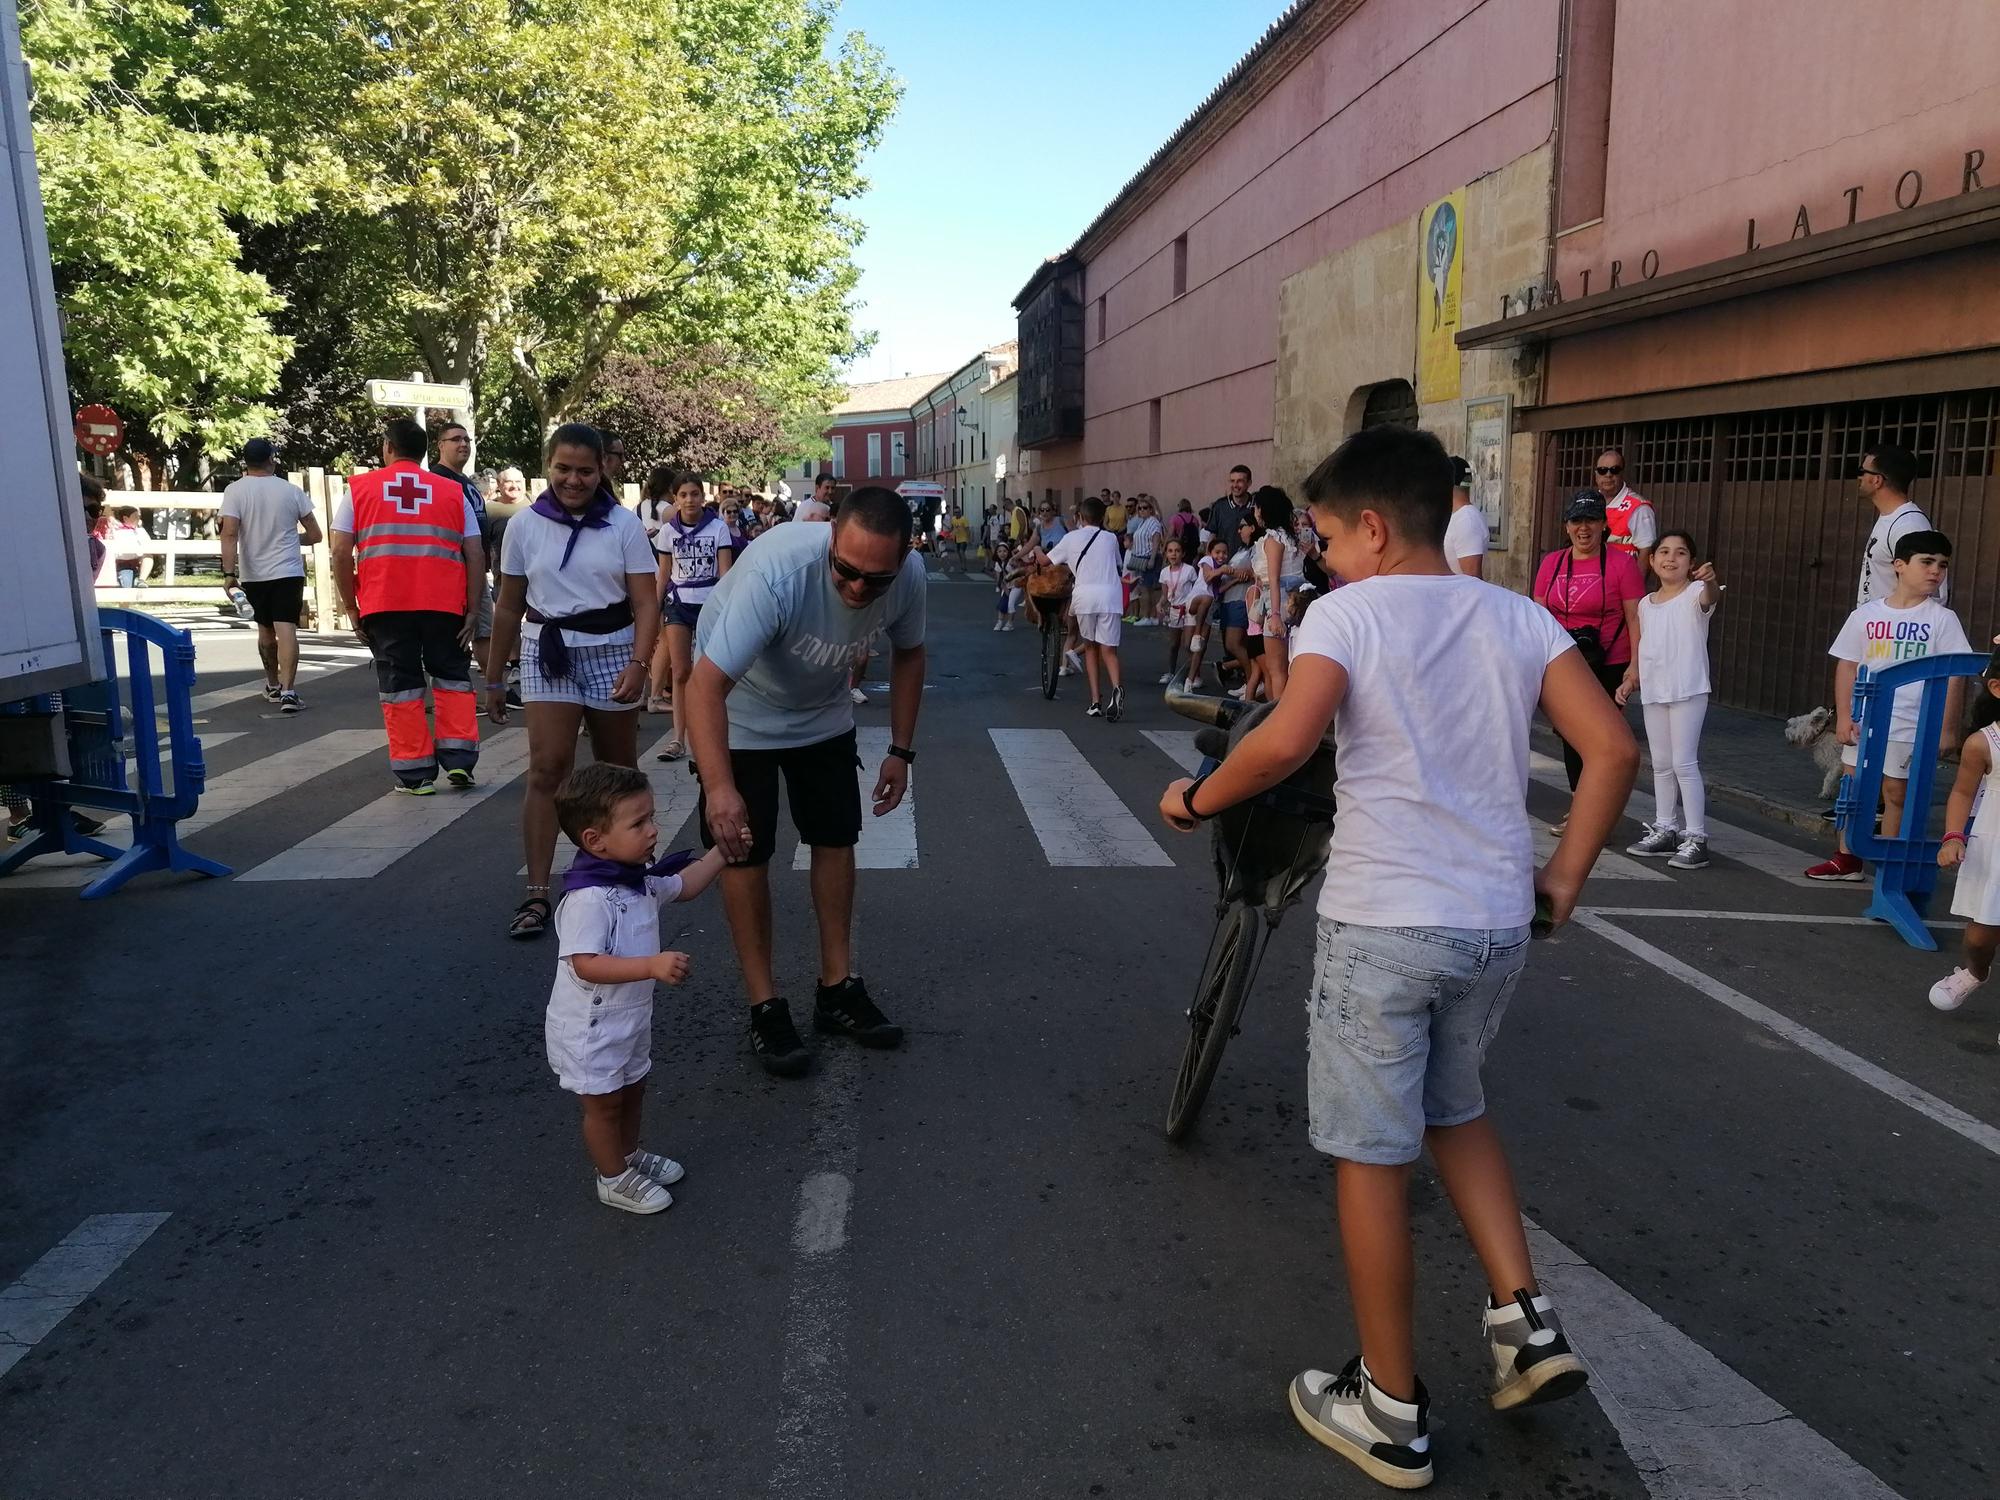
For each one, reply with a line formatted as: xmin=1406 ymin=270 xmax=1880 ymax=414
xmin=74 ymin=403 xmax=123 ymax=456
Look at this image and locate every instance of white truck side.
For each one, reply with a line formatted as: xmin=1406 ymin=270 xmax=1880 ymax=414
xmin=0 ymin=0 xmax=104 ymax=705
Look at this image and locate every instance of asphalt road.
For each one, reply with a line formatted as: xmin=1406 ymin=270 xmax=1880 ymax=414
xmin=2 ymin=582 xmax=1995 ymax=1499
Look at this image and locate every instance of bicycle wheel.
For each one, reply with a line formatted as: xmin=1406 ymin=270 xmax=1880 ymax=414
xmin=1040 ymin=614 xmax=1063 ymax=699
xmin=1165 ymin=900 xmax=1264 ymax=1142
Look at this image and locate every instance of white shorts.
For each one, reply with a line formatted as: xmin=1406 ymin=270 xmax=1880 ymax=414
xmin=1841 ymin=739 xmax=1915 ymax=778
xmin=546 ymin=997 xmax=653 ymax=1095
xmin=1074 ymin=612 xmax=1122 ymax=647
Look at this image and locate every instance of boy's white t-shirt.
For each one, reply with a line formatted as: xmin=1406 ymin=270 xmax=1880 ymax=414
xmin=1045 ymin=524 xmax=1123 ymax=615
xmin=551 ymin=874 xmax=685 ymax=1015
xmin=1636 ymin=586 xmax=1714 ymax=703
xmin=1291 ymin=573 xmax=1575 ymax=930
xmin=1829 ymin=596 xmax=1972 ymax=741
xmin=1857 ymin=502 xmax=1935 ymax=606
xmin=1443 ymin=505 xmax=1490 ymax=574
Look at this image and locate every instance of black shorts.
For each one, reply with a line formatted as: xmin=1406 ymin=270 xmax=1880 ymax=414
xmin=698 ymin=728 xmax=861 ymax=867
xmin=242 ymin=575 xmax=305 ymax=627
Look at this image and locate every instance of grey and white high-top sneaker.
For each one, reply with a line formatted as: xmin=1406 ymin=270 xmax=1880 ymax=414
xmin=1484 ymin=1288 xmax=1589 ymax=1410
xmin=1289 ymin=1356 xmax=1432 ymax=1490
xmin=1626 ymin=822 xmax=1681 ymax=858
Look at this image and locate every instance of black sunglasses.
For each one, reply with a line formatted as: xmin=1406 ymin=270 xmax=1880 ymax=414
xmin=1858 ymin=465 xmax=1883 ymax=479
xmin=1595 ymin=464 xmax=1622 ymax=476
xmin=831 ymin=554 xmax=900 ymax=589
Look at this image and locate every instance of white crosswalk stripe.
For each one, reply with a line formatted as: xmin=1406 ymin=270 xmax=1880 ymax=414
xmin=240 ymin=726 xmax=531 ymax=881
xmin=1142 ymin=729 xmax=1205 ymax=776
xmin=990 ymin=728 xmax=1174 ymax=867
xmin=792 ymin=728 xmax=916 ymax=869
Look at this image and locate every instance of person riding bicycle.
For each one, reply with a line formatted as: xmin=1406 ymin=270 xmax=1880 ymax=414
xmin=1157 ymin=426 xmax=1636 ymax=1491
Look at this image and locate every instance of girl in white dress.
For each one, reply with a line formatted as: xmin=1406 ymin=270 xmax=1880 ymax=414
xmin=1615 ymin=530 xmax=1721 ymax=869
xmin=1929 ymin=658 xmax=2000 ymax=1018
xmin=1155 ymin=537 xmax=1202 ymax=686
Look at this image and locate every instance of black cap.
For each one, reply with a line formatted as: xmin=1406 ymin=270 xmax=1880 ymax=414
xmin=1449 ymin=455 xmax=1473 ymax=487
xmin=243 ymin=437 xmax=277 ymax=467
xmin=1563 ymin=490 xmax=1607 ymax=523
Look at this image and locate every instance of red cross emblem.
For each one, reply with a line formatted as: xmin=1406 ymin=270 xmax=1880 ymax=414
xmin=383 ymin=472 xmax=432 ymax=514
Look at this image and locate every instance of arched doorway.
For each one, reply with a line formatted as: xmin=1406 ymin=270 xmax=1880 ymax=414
xmin=1361 ymin=379 xmax=1419 ymax=430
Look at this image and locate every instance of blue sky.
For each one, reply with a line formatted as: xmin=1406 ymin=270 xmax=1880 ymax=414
xmin=834 ymin=0 xmax=1287 ymax=384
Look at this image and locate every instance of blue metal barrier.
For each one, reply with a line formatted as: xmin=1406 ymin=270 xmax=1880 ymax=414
xmin=0 ymin=608 xmax=231 ymax=898
xmin=1837 ymin=650 xmax=1988 ymax=950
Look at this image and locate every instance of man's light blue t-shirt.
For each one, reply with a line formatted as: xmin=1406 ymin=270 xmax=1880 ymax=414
xmin=694 ymin=522 xmax=927 ymax=750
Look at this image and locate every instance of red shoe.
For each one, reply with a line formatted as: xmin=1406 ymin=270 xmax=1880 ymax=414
xmin=1804 ymin=853 xmax=1865 ymax=882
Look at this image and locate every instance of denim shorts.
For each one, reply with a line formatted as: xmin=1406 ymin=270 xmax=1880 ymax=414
xmin=1217 ymin=599 xmax=1248 ymax=630
xmin=1306 ymin=919 xmax=1530 ymax=1165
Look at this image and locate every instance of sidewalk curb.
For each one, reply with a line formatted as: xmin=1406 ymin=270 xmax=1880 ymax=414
xmin=1528 ymin=727 xmax=1831 ymax=836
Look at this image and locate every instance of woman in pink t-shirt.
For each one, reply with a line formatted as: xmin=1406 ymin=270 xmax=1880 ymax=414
xmin=1533 ymin=490 xmax=1645 ymax=826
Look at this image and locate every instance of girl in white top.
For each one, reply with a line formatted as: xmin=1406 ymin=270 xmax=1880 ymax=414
xmin=1615 ymin=530 xmax=1722 ymax=869
xmin=1154 ymin=537 xmax=1204 ymax=687
xmin=1930 ymin=662 xmax=2000 ymax=1014
xmin=1252 ymin=488 xmax=1303 ymax=701
xmin=648 ymin=471 xmax=734 ymax=757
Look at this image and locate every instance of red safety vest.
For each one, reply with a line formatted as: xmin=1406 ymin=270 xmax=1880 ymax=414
xmin=349 ymin=461 xmax=469 ymax=617
xmin=1605 ymin=487 xmax=1653 ymax=555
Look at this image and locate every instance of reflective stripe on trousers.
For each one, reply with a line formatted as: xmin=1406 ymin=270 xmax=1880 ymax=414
xmin=363 ymin=610 xmax=481 ymax=787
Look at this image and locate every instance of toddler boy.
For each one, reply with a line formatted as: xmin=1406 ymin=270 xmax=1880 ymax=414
xmin=549 ymin=762 xmax=725 ymax=1214
xmin=1806 ymin=530 xmax=1968 ymax=881
xmin=1159 ymin=426 xmax=1637 ymax=1488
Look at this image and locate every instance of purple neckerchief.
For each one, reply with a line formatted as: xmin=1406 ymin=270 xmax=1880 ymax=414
xmin=561 ymin=848 xmax=698 ymax=898
xmin=530 ymin=487 xmax=616 ymax=569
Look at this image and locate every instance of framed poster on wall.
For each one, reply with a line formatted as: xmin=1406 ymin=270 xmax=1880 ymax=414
xmin=1462 ymin=393 xmax=1512 ymax=541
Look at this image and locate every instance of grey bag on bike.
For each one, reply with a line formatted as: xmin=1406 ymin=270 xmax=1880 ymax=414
xmin=1191 ymin=698 xmax=1337 ymax=912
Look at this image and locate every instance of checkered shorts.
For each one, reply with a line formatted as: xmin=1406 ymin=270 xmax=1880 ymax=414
xmin=520 ymin=636 xmax=637 ymax=711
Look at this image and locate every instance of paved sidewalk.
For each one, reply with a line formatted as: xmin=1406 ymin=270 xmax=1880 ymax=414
xmin=1534 ymin=698 xmax=1954 ymax=833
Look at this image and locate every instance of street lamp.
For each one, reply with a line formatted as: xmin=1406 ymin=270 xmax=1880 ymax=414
xmin=955 ymin=405 xmax=981 ymax=429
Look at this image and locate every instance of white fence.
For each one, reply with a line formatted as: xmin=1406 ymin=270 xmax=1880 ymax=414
xmin=98 ymin=474 xmax=645 ymax=629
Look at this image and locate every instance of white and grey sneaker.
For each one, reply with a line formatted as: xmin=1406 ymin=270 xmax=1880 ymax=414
xmin=1484 ymin=1290 xmax=1588 ymax=1411
xmin=1289 ymin=1357 xmax=1432 ymax=1490
xmin=626 ymin=1150 xmax=685 ymax=1187
xmin=597 ymin=1166 xmax=672 ymax=1214
xmin=1668 ymin=835 xmax=1710 ymax=870
xmin=261 ymin=682 xmax=283 ymax=704
xmin=1626 ymin=822 xmax=1680 ymax=858
xmin=1157 ymin=672 xmax=1174 ymax=686
xmin=1929 ymin=966 xmax=1984 ymax=1012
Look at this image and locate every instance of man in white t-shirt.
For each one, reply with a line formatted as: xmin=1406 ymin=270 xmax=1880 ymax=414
xmin=1045 ymin=496 xmax=1126 ymax=720
xmin=1444 ymin=455 xmax=1490 ymax=579
xmin=220 ymin=437 xmax=323 ymax=711
xmin=1156 ymin=426 xmax=1635 ymax=1489
xmin=1853 ymin=442 xmax=1940 ymax=606
xmin=793 ymin=472 xmax=834 ymax=524
xmin=1806 ymin=527 xmax=1968 ymax=882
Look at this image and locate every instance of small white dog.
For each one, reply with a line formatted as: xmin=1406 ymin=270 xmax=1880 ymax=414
xmin=1785 ymin=707 xmax=1844 ymax=800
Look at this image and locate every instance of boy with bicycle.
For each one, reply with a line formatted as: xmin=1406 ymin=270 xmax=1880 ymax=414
xmin=1159 ymin=427 xmax=1636 ymax=1489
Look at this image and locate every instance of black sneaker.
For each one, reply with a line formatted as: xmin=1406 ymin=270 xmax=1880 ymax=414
xmin=279 ymin=690 xmax=303 ymax=714
xmin=813 ymin=977 xmax=903 ymax=1049
xmin=261 ymin=682 xmax=283 ymax=704
xmin=1086 ymin=701 xmax=1103 ymax=718
xmin=1105 ymin=687 xmax=1124 ymax=722
xmin=1484 ymin=1289 xmax=1589 ymax=1410
xmin=446 ymin=768 xmax=475 ymax=790
xmin=749 ymin=999 xmax=812 ymax=1078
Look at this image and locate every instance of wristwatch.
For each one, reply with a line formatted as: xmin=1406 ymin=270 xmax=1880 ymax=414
xmin=887 ymin=744 xmax=916 ymax=764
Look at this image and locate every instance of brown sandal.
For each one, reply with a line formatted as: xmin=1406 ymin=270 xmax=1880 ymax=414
xmin=509 ymin=891 xmax=552 ymax=939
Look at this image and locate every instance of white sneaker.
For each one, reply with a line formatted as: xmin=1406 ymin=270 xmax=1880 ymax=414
xmin=627 ymin=1150 xmax=685 ymax=1186
xmin=1058 ymin=664 xmax=1077 ymax=677
xmin=992 ymin=619 xmax=1004 ymax=632
xmin=1181 ymin=676 xmax=1201 ymax=694
xmin=1064 ymin=649 xmax=1083 ymax=674
xmin=1929 ymin=967 xmax=1984 ymax=1012
xmin=849 ymin=687 xmax=868 ymax=705
xmin=1001 ymin=621 xmax=1015 ymax=632
xmin=1288 ymin=1358 xmax=1432 ymax=1490
xmin=597 ymin=1167 xmax=672 ymax=1214
xmin=1228 ymin=686 xmax=1248 ymax=701
xmin=1157 ymin=672 xmax=1174 ymax=686
xmin=1484 ymin=1291 xmax=1589 ymax=1410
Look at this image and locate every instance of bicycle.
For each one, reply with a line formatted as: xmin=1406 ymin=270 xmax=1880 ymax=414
xmin=1163 ymin=687 xmax=1337 ymax=1142
xmin=1033 ymin=590 xmax=1070 ymax=699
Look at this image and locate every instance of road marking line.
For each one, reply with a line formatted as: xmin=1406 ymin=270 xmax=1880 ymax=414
xmin=1583 ymin=906 xmax=1965 ymax=928
xmin=528 ymin=731 xmax=706 ymax=875
xmin=1143 ymin=728 xmax=1204 ymax=775
xmin=241 ymin=726 xmax=531 ymax=881
xmin=4 ymin=731 xmax=378 ymax=889
xmin=191 ymin=663 xmax=363 ymax=713
xmin=769 ymin=1048 xmax=858 ymax=1499
xmin=1532 ymin=751 xmax=1822 ymax=888
xmin=990 ymin=728 xmax=1174 ymax=867
xmin=792 ymin=728 xmax=915 ymax=870
xmin=1526 ymin=1216 xmax=1904 ymax=1500
xmin=0 ymin=1213 xmax=170 ymax=1378
xmin=1576 ymin=912 xmax=2000 ymax=1160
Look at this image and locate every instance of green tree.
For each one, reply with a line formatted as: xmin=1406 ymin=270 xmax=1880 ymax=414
xmin=230 ymin=0 xmax=898 ymax=438
xmin=22 ymin=0 xmax=308 ymax=478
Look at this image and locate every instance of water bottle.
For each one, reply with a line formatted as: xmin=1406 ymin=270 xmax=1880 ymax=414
xmin=227 ymin=584 xmax=254 ymax=620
